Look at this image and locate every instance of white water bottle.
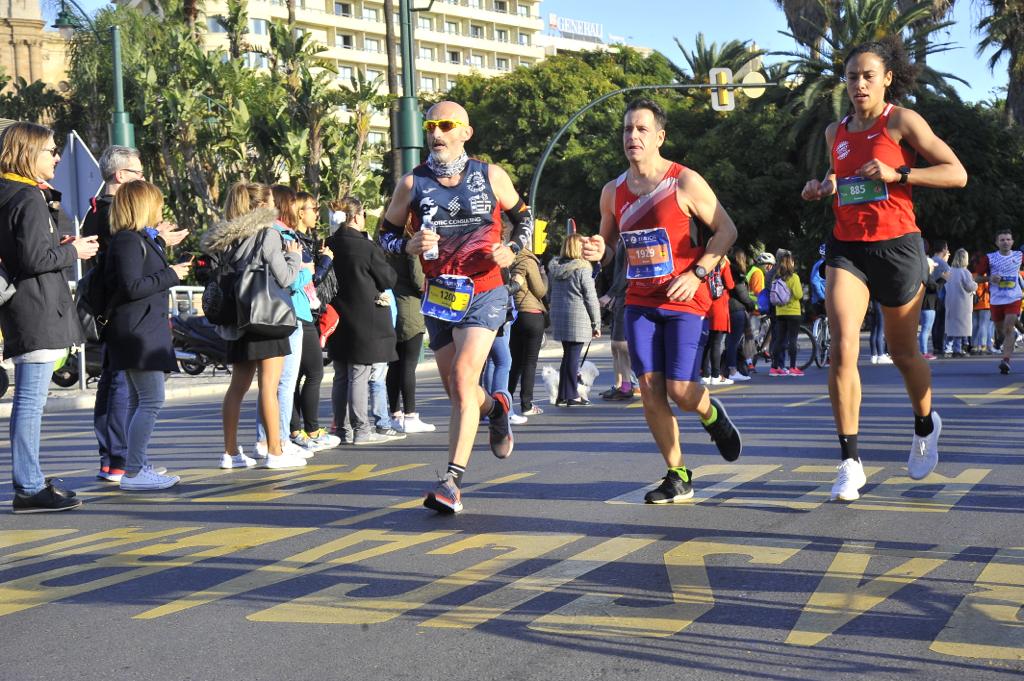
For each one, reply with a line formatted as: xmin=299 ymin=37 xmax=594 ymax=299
xmin=422 ymin=224 xmax=438 ymax=261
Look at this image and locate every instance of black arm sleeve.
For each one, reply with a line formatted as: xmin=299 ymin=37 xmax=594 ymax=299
xmin=377 ymin=217 xmax=408 ymax=255
xmin=504 ymin=199 xmax=534 ymax=254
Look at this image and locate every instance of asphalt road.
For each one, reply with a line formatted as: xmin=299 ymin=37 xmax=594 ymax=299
xmin=0 ymin=343 xmax=1022 ymax=681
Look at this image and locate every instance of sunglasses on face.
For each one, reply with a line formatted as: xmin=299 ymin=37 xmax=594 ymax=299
xmin=423 ymin=119 xmax=465 ymax=133
xmin=42 ymin=147 xmax=61 ymax=157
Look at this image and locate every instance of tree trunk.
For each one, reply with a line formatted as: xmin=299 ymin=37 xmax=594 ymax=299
xmin=306 ymin=116 xmax=323 ymax=197
xmin=383 ymin=0 xmax=402 ymax=184
xmin=1008 ymin=70 xmax=1024 ymax=127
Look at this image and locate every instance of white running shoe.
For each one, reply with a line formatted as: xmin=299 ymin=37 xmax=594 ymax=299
xmin=261 ymin=452 xmax=308 ymax=469
xmin=220 ymin=448 xmax=256 ymax=469
xmin=120 ymin=465 xmax=180 ymax=491
xmin=877 ymin=354 xmax=894 ymax=365
xmin=728 ymin=372 xmax=751 ymax=382
xmin=509 ymin=412 xmax=528 ymax=425
xmin=284 ymin=439 xmax=314 ymax=459
xmin=870 ymin=355 xmax=879 ymax=365
xmin=699 ymin=376 xmax=712 ymax=385
xmin=401 ymin=413 xmax=436 ymax=433
xmin=830 ymin=458 xmax=867 ymax=501
xmin=710 ymin=376 xmax=734 ymax=385
xmin=908 ymin=411 xmax=941 ymax=480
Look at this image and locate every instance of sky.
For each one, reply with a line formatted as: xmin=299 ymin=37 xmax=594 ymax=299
xmin=55 ymin=0 xmax=1006 ymax=103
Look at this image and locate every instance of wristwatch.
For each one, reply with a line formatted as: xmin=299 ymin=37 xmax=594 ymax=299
xmin=693 ymin=264 xmax=709 ymax=280
xmin=897 ymin=165 xmax=911 ymax=185
xmin=505 ymin=241 xmax=521 ymax=255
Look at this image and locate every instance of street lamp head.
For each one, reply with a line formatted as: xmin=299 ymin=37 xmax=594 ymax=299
xmin=53 ymin=6 xmax=79 ymax=41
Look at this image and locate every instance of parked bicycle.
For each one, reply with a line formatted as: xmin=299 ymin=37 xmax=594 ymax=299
xmin=751 ymin=315 xmax=816 ymax=371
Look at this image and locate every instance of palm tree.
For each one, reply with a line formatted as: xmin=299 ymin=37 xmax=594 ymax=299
xmin=775 ymin=0 xmax=842 ymax=54
xmin=976 ymin=0 xmax=1024 ymax=125
xmin=780 ymin=0 xmax=964 ymax=172
xmin=670 ymin=33 xmax=767 ymax=82
xmin=383 ymin=0 xmax=402 ymax=184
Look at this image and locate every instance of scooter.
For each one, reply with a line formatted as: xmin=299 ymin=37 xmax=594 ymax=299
xmin=51 ymin=341 xmax=103 ymax=388
xmin=170 ymin=313 xmax=230 ymax=376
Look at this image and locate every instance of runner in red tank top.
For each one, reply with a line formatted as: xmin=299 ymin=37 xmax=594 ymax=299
xmin=580 ymin=98 xmax=743 ymax=503
xmin=800 ymin=38 xmax=967 ymax=502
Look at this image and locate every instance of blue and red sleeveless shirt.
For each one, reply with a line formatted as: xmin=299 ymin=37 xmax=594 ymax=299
xmin=614 ymin=162 xmax=711 ymax=315
xmin=409 ymin=158 xmax=504 ymax=294
xmin=831 ymin=103 xmax=918 ymax=242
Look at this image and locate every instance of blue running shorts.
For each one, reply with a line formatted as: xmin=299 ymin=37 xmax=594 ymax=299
xmin=624 ymin=305 xmax=708 ymax=382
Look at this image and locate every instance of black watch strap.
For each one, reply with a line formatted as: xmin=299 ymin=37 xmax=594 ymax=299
xmin=897 ymin=165 xmax=911 ymax=185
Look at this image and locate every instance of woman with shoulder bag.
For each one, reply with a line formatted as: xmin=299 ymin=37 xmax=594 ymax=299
xmin=104 ymin=180 xmax=190 ymax=490
xmin=548 ymin=234 xmax=601 ymax=406
xmin=200 ymin=182 xmax=306 ymax=470
xmin=0 ymin=122 xmax=98 ymax=513
xmin=509 ymin=247 xmax=548 ymax=417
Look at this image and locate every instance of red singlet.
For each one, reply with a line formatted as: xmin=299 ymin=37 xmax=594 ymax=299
xmin=614 ymin=162 xmax=711 ymax=315
xmin=831 ymin=103 xmax=918 ymax=242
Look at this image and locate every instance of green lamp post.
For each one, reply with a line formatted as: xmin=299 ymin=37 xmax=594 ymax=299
xmin=395 ymin=0 xmax=434 ymax=174
xmin=53 ymin=0 xmax=136 ymax=148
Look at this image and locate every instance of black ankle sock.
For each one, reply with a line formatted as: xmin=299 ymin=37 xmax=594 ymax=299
xmin=839 ymin=434 xmax=859 ymax=462
xmin=914 ymin=412 xmax=934 ymax=437
xmin=446 ymin=463 xmax=466 ymax=488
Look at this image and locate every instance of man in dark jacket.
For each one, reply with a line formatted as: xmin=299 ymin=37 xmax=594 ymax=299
xmin=81 ymin=146 xmax=187 ymax=482
xmin=326 ymin=205 xmax=398 ymax=445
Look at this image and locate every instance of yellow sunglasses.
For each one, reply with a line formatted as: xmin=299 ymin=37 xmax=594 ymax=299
xmin=423 ymin=119 xmax=466 ymax=133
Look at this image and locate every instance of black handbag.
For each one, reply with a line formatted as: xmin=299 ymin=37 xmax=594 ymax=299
xmin=235 ymin=232 xmax=297 ymax=339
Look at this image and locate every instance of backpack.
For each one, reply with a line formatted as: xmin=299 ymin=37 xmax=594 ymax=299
xmin=201 ymin=251 xmax=239 ymax=326
xmin=708 ymin=265 xmax=725 ymax=300
xmin=769 ymin=276 xmax=792 ymax=307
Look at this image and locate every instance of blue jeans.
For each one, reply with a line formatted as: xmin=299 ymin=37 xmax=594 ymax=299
xmin=10 ymin=360 xmax=55 ymax=496
xmin=869 ymin=302 xmax=886 ymax=356
xmin=94 ymin=347 xmax=128 ymax=471
xmin=482 ymin=322 xmax=512 ymax=395
xmin=944 ymin=336 xmax=967 ymax=354
xmin=369 ymin=362 xmax=392 ymax=429
xmin=919 ymin=309 xmax=936 ymax=354
xmin=125 ymin=369 xmax=166 ymax=475
xmin=257 ymin=323 xmax=302 ymax=444
xmin=972 ymin=309 xmax=993 ymax=349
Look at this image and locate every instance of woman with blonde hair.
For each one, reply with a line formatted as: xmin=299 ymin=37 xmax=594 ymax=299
xmin=0 ymin=122 xmax=98 ymax=512
xmin=547 ymin=233 xmax=601 ymax=405
xmin=769 ymin=252 xmax=804 ymax=377
xmin=943 ymin=247 xmax=977 ymax=357
xmin=201 ymin=181 xmax=306 ymax=469
xmin=105 ymin=180 xmax=191 ymax=490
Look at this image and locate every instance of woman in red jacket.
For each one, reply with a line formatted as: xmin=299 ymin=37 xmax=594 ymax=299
xmin=701 ymin=259 xmax=735 ymax=385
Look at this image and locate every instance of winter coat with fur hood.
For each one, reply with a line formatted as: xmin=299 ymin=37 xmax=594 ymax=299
xmin=200 ymin=206 xmax=302 ymax=341
xmin=547 ymin=256 xmax=600 ymax=344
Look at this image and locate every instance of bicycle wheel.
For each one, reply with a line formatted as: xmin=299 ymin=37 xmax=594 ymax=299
xmin=797 ymin=326 xmax=816 ymax=370
xmin=751 ymin=318 xmax=772 ymax=368
xmin=812 ymin=319 xmax=828 ymax=368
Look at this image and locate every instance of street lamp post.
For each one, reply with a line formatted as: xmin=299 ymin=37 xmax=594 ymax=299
xmin=53 ymin=0 xmax=136 ymax=148
xmin=394 ymin=0 xmax=433 ymax=174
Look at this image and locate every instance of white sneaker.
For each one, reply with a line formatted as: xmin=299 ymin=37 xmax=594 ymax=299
xmin=699 ymin=376 xmax=712 ymax=385
xmin=391 ymin=412 xmax=406 ymax=433
xmin=870 ymin=355 xmax=879 ymax=365
xmin=220 ymin=448 xmax=256 ymax=469
xmin=120 ymin=465 xmax=180 ymax=491
xmin=254 ymin=440 xmax=269 ymax=458
xmin=284 ymin=439 xmax=314 ymax=459
xmin=509 ymin=412 xmax=528 ymax=425
xmin=710 ymin=376 xmax=734 ymax=385
xmin=261 ymin=452 xmax=308 ymax=469
xmin=908 ymin=411 xmax=941 ymax=480
xmin=830 ymin=458 xmax=867 ymax=501
xmin=401 ymin=413 xmax=436 ymax=433
xmin=877 ymin=354 xmax=894 ymax=365
xmin=728 ymin=372 xmax=751 ymax=382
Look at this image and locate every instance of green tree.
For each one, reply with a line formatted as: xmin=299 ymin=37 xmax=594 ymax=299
xmin=0 ymin=72 xmax=67 ymax=124
xmin=976 ymin=0 xmax=1024 ymax=125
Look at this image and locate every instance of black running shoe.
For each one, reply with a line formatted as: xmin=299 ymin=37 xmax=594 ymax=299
xmin=12 ymin=482 xmax=83 ymax=514
xmin=703 ymin=397 xmax=742 ymax=462
xmin=488 ymin=390 xmax=514 ymax=459
xmin=644 ymin=469 xmax=694 ymax=504
xmin=999 ymin=359 xmax=1011 ymax=375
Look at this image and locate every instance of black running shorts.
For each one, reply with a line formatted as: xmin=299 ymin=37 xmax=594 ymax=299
xmin=826 ymin=232 xmax=928 ymax=308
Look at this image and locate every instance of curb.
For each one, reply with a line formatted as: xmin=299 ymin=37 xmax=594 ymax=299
xmin=2 ymin=338 xmax=612 ymax=418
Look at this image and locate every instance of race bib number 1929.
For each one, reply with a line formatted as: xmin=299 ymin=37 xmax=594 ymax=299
xmin=621 ymin=227 xmax=675 ymax=280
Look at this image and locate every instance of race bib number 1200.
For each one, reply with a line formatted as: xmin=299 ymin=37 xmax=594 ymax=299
xmin=422 ymin=275 xmax=475 ymax=322
xmin=621 ymin=227 xmax=675 ymax=280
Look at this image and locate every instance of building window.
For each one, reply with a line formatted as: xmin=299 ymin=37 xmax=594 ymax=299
xmin=365 ymin=37 xmax=381 ymax=52
xmin=418 ymin=46 xmax=434 ymax=61
xmin=520 ymin=58 xmax=532 ymax=67
xmin=469 ymin=24 xmax=484 ymax=39
xmin=470 ymin=54 xmax=484 ymax=68
xmin=293 ymin=27 xmax=305 ymax=39
xmin=244 ymin=52 xmax=268 ymax=68
xmin=335 ymin=33 xmax=354 ymax=49
xmin=334 ymin=2 xmax=351 ymax=16
xmin=249 ymin=18 xmax=269 ymax=35
xmin=495 ymin=28 xmax=508 ymax=43
xmin=494 ymin=0 xmax=507 ymax=12
xmin=447 ymin=79 xmax=456 ymax=91
xmin=339 ymin=65 xmax=354 ymax=81
xmin=447 ymin=50 xmax=460 ymax=64
xmin=496 ymin=57 xmax=509 ymax=71
xmin=362 ymin=7 xmax=379 ymax=21
xmin=517 ymin=32 xmax=530 ymax=46
xmin=367 ymin=68 xmax=383 ymax=81
xmin=468 ymin=0 xmax=481 ymax=7
xmin=420 ymin=76 xmax=435 ymax=92
xmin=368 ymin=132 xmax=385 ymax=145
xmin=417 ymin=16 xmax=432 ymax=31
xmin=445 ymin=20 xmax=458 ymax=35
xmin=206 ymin=17 xmax=227 ymax=33
xmin=517 ymin=4 xmax=530 ymax=17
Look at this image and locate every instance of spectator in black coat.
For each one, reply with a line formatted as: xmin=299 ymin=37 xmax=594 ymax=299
xmin=104 ymin=180 xmax=191 ymax=491
xmin=0 ymin=122 xmax=98 ymax=513
xmin=326 ymin=197 xmax=398 ymax=445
